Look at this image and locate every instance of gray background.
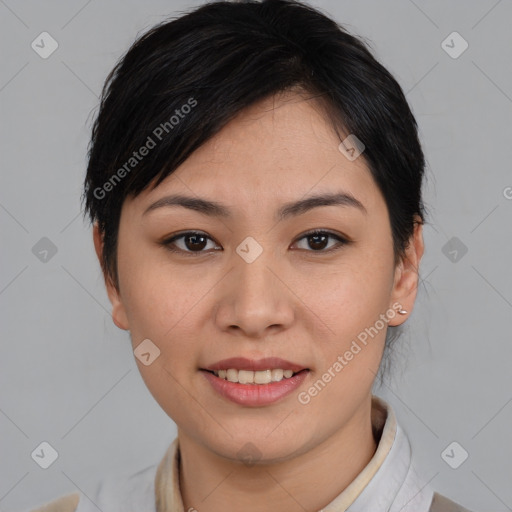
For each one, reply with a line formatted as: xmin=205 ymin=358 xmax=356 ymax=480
xmin=1 ymin=0 xmax=511 ymax=510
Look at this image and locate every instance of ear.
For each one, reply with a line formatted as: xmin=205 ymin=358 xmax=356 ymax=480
xmin=388 ymin=218 xmax=424 ymax=326
xmin=93 ymin=223 xmax=130 ymax=331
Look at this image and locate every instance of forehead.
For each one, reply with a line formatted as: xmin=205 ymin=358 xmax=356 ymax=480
xmin=126 ymin=92 xmax=383 ymax=217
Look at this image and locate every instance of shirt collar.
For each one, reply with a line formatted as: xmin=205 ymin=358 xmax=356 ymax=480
xmin=154 ymin=395 xmax=426 ymax=512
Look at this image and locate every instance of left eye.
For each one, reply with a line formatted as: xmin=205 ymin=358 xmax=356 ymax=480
xmin=161 ymin=230 xmax=349 ymax=255
xmin=293 ymin=230 xmax=348 ymax=252
xmin=162 ymin=231 xmax=220 ymax=254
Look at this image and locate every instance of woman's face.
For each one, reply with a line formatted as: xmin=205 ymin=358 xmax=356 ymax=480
xmin=97 ymin=92 xmax=423 ymax=463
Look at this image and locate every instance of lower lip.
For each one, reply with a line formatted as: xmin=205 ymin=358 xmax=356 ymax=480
xmin=201 ymin=370 xmax=309 ymax=407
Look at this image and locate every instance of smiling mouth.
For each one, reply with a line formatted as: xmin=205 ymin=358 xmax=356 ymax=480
xmin=203 ymin=368 xmax=308 ymax=385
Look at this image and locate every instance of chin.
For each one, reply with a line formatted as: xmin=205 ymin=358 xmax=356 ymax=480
xmin=200 ymin=427 xmax=313 ymax=466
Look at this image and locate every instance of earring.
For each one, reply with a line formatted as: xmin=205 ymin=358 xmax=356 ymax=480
xmin=398 ymin=309 xmax=408 ymax=315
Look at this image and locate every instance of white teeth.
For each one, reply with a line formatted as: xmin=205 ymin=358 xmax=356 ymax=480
xmin=271 ymin=369 xmax=284 ymax=382
xmin=255 ymin=370 xmax=272 ymax=384
xmin=212 ymin=368 xmax=299 ymax=384
xmin=226 ymin=369 xmax=238 ymax=383
xmin=238 ymin=370 xmax=254 ymax=384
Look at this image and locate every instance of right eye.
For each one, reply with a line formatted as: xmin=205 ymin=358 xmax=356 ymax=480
xmin=160 ymin=231 xmax=221 ymax=256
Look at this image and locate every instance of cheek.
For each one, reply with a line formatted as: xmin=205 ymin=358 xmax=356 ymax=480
xmin=120 ymin=265 xmax=203 ymax=423
xmin=312 ymin=248 xmax=394 ymax=326
xmin=307 ymin=247 xmax=395 ymax=380
xmin=117 ymin=250 xmax=211 ymax=379
xmin=306 ymin=275 xmax=390 ymax=416
xmin=116 ymin=239 xmax=191 ymax=335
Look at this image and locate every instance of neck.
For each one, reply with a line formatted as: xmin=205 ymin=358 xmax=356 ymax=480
xmin=177 ymin=395 xmax=378 ymax=512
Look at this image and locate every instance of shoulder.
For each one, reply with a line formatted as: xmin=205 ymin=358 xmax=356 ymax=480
xmin=429 ymin=491 xmax=476 ymax=512
xmin=29 ymin=493 xmax=80 ymax=512
xmin=28 ymin=463 xmax=158 ymax=512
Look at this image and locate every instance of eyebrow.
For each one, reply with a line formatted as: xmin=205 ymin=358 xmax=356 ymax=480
xmin=142 ymin=191 xmax=367 ymax=220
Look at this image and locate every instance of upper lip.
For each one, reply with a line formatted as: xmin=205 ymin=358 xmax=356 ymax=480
xmin=203 ymin=357 xmax=307 ymax=373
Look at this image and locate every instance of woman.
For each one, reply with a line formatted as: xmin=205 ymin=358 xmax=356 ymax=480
xmin=31 ymin=0 xmax=475 ymax=510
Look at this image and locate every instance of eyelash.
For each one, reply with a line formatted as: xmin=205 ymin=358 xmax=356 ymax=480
xmin=160 ymin=229 xmax=350 ymax=256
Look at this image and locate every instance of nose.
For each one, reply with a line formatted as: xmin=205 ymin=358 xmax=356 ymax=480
xmin=213 ymin=247 xmax=295 ymax=338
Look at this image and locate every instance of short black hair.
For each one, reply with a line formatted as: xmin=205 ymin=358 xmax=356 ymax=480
xmin=82 ymin=0 xmax=427 ymax=383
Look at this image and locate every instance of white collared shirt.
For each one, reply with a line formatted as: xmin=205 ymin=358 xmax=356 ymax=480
xmin=66 ymin=395 xmax=435 ymax=511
